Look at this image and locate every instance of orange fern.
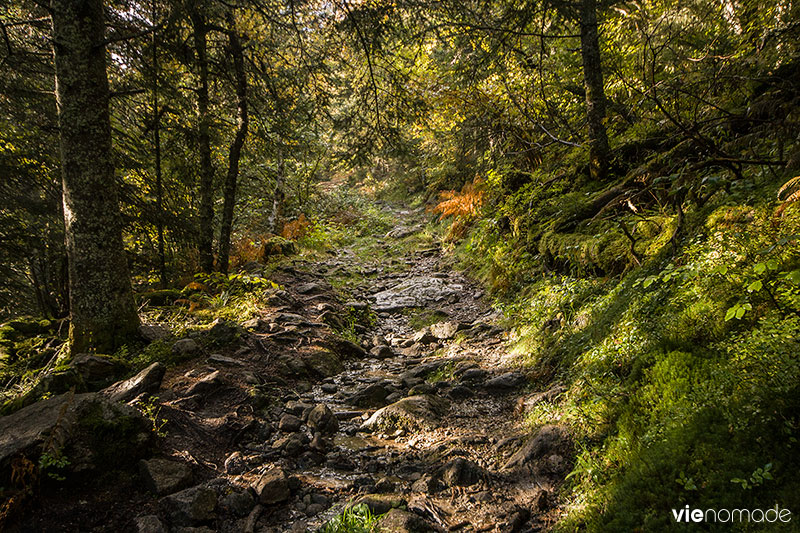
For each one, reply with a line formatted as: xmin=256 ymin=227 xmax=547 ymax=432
xmin=281 ymin=214 xmax=311 ymax=240
xmin=433 ymin=179 xmax=485 ymax=239
xmin=776 ymin=175 xmax=800 ymax=217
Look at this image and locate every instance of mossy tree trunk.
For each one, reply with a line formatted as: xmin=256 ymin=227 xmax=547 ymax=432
xmin=190 ymin=3 xmax=215 ymax=273
xmin=579 ymin=0 xmax=610 ymax=180
xmin=51 ymin=0 xmax=140 ymax=353
xmin=218 ymin=11 xmax=249 ymax=274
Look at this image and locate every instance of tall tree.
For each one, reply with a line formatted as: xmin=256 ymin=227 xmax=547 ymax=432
xmin=579 ymin=0 xmax=610 ymax=180
xmin=190 ymin=2 xmax=215 ymax=273
xmin=218 ymin=11 xmax=249 ymax=274
xmin=50 ymin=0 xmax=140 ymax=352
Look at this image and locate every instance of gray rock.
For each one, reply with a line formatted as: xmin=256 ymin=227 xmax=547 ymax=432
xmin=436 ymin=457 xmax=484 ymax=488
xmin=447 ymin=385 xmax=474 ymax=400
xmin=347 ymin=383 xmax=390 ymax=408
xmin=384 ymin=225 xmax=422 ymax=239
xmin=377 ymin=508 xmax=438 ymax=533
xmin=279 ymin=414 xmax=303 ymax=432
xmin=70 ymin=354 xmax=123 ymax=388
xmin=307 ymin=404 xmax=338 ymax=434
xmin=408 ymin=383 xmax=435 ymax=395
xmin=503 ymin=425 xmax=572 ymax=471
xmin=360 ymin=395 xmax=450 ymax=433
xmin=459 ymin=368 xmax=487 ymax=382
xmin=139 ymin=457 xmax=194 ymax=496
xmin=206 ymin=319 xmax=239 ymax=345
xmin=185 ymin=371 xmax=222 ymax=396
xmin=102 ymin=362 xmax=166 ymax=403
xmin=222 ymin=490 xmax=255 ymax=517
xmin=369 ymin=345 xmax=394 ymax=359
xmin=241 ymin=317 xmax=268 ymax=332
xmin=224 ymin=451 xmax=248 ymax=475
xmin=135 ymin=514 xmax=168 ymax=533
xmin=412 ymin=328 xmax=437 ymax=344
xmin=0 ymin=392 xmax=152 ymax=475
xmin=370 ymin=276 xmax=464 ymax=312
xmin=207 ymin=354 xmax=243 ymax=366
xmin=429 ymin=321 xmax=465 ymax=340
xmin=172 ymin=338 xmax=202 ymax=357
xmin=161 ymin=485 xmax=218 ymax=525
xmin=284 ymin=400 xmax=313 ymax=417
xmin=353 ymin=493 xmax=407 ymax=515
xmin=273 ymin=432 xmax=308 ymax=456
xmin=485 ymin=371 xmax=527 ymax=391
xmin=253 ymin=467 xmax=290 ymax=504
xmin=139 ymin=323 xmax=170 ymax=342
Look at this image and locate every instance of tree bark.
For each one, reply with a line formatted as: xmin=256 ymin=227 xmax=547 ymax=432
xmin=190 ymin=4 xmax=215 ymax=273
xmin=218 ymin=12 xmax=249 ymax=274
xmin=579 ymin=0 xmax=610 ymax=180
xmin=151 ymin=0 xmax=166 ymax=287
xmin=268 ymin=145 xmax=285 ymax=235
xmin=51 ymin=0 xmax=140 ymax=353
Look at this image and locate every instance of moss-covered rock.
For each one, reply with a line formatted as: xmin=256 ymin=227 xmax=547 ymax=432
xmin=0 ymin=392 xmax=153 ymax=482
xmin=138 ymin=289 xmax=182 ymax=307
xmin=262 ymin=236 xmax=296 ymax=259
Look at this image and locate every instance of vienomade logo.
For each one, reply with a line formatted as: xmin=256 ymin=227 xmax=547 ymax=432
xmin=671 ymin=505 xmax=792 ymax=524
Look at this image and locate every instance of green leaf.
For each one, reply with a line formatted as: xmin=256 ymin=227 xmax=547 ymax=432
xmin=725 ymin=307 xmax=737 ymax=321
xmin=643 ymin=277 xmax=655 ymax=288
xmin=787 ymin=270 xmax=800 ymax=285
xmin=746 ymin=280 xmax=762 ymax=292
xmin=735 ymin=307 xmax=746 ymax=319
xmin=767 ymin=259 xmax=779 ymax=270
xmin=754 ymin=263 xmax=766 ymax=274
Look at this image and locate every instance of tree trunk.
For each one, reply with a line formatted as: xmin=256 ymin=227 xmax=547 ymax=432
xmin=579 ymin=0 xmax=610 ymax=180
xmin=151 ymin=0 xmax=166 ymax=287
xmin=190 ymin=4 xmax=215 ymax=273
xmin=51 ymin=0 xmax=140 ymax=353
xmin=218 ymin=12 xmax=249 ymax=274
xmin=268 ymin=145 xmax=285 ymax=235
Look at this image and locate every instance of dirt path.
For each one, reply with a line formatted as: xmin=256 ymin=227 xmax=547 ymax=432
xmin=12 ymin=207 xmax=570 ymax=533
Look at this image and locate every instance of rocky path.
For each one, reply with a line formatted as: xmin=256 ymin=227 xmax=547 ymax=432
xmin=4 ymin=207 xmax=570 ymax=532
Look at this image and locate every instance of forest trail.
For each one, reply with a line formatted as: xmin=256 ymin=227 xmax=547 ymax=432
xmin=12 ymin=206 xmax=569 ymax=533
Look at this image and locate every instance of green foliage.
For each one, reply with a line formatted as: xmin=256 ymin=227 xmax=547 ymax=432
xmin=137 ymin=396 xmax=168 ymax=438
xmin=38 ymin=451 xmax=70 ymax=482
xmin=322 ymin=504 xmax=384 ymax=533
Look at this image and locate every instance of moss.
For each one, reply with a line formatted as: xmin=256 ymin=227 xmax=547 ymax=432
xmin=263 ymin=236 xmax=297 ymax=258
xmin=138 ymin=289 xmax=182 ymax=307
xmin=75 ymin=400 xmax=153 ymax=472
xmin=539 ymin=228 xmax=630 ymax=276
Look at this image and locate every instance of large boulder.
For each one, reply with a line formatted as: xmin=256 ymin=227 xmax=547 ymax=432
xmin=102 ymin=362 xmax=165 ymax=403
xmin=0 ymin=392 xmax=153 ymax=479
xmin=360 ymin=395 xmax=450 ymax=433
xmin=370 ymin=276 xmax=464 ymax=312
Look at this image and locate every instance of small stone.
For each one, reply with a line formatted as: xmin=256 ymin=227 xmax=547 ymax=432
xmin=253 ymin=468 xmax=290 ymax=504
xmin=279 ymin=414 xmax=303 ymax=432
xmin=140 ymin=457 xmax=193 ymax=496
xmin=185 ymin=370 xmax=222 ymax=396
xmin=321 ymin=383 xmax=337 ymax=393
xmin=172 ymin=338 xmax=201 ymax=357
xmin=485 ymin=371 xmax=527 ymax=391
xmin=222 ymin=490 xmax=255 ymax=517
xmin=135 ymin=515 xmax=168 ymax=533
xmin=307 ymin=404 xmax=338 ymax=434
xmin=161 ymin=485 xmax=217 ymax=525
xmin=224 ymin=451 xmax=247 ymax=475
xmin=369 ymin=345 xmax=394 ymax=359
xmin=429 ymin=321 xmax=464 ymax=340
